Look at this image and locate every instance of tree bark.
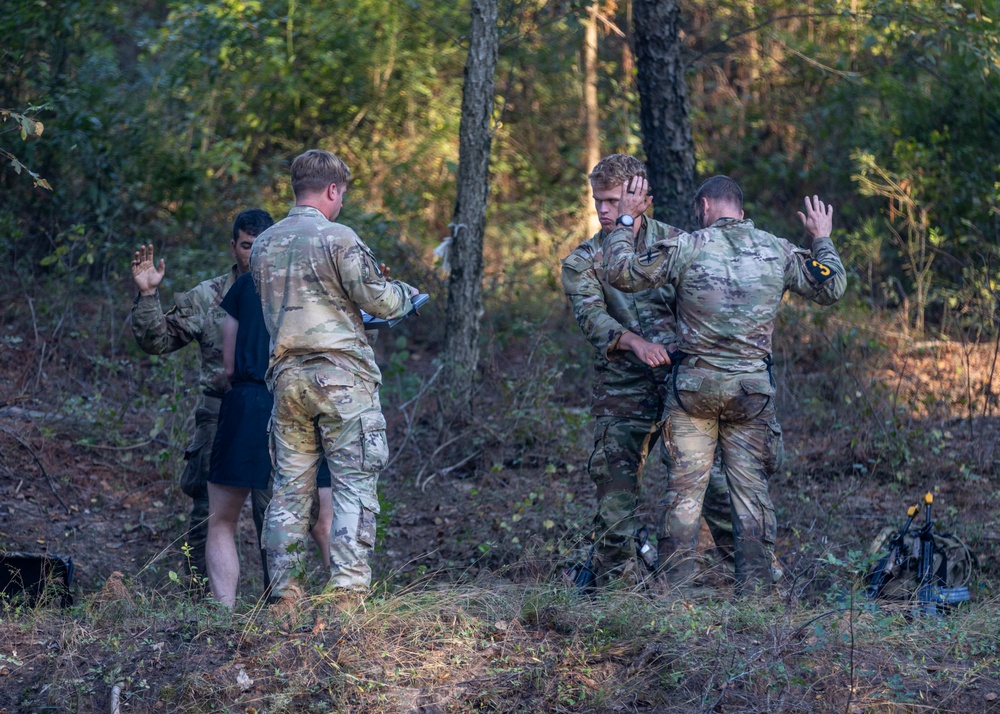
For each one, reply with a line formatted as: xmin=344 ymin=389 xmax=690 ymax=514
xmin=632 ymin=0 xmax=697 ymax=230
xmin=583 ymin=3 xmax=601 ymax=236
xmin=442 ymin=0 xmax=498 ymax=410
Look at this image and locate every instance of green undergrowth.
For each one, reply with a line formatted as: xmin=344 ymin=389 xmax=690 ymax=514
xmin=2 ymin=573 xmax=999 ymax=713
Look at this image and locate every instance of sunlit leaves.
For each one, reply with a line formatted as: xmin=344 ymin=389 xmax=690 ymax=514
xmin=1 ymin=109 xmax=51 ymax=189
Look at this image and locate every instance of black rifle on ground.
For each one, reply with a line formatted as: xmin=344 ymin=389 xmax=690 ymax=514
xmin=916 ymin=491 xmax=941 ymax=614
xmin=866 ymin=502 xmax=919 ymax=600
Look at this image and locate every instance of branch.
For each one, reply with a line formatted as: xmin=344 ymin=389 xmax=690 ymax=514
xmin=0 ymin=427 xmax=70 ymax=514
xmin=688 ymin=12 xmax=853 ymax=67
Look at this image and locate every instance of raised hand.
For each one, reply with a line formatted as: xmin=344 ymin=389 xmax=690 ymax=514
xmin=797 ymin=195 xmax=834 ymax=241
xmin=131 ymin=244 xmax=166 ymax=297
xmin=618 ymin=175 xmax=654 ymax=223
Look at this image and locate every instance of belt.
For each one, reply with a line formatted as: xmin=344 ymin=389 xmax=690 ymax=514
xmin=667 ymin=351 xmax=775 ymax=416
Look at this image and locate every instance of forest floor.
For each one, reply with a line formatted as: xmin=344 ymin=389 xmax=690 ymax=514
xmin=0 ymin=300 xmax=999 ymax=713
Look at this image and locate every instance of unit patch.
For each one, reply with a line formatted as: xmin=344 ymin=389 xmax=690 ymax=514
xmin=806 ymin=258 xmax=833 ymax=283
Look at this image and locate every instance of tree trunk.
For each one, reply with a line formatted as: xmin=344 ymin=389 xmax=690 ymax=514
xmin=631 ymin=0 xmax=697 ymax=230
xmin=442 ymin=0 xmax=498 ymax=410
xmin=583 ymin=3 xmax=601 ymax=237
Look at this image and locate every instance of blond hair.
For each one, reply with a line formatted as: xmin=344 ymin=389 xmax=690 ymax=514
xmin=588 ymin=154 xmax=647 ymax=191
xmin=290 ymin=150 xmax=352 ymax=197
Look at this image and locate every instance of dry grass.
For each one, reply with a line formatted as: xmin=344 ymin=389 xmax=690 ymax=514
xmin=1 ymin=575 xmax=999 ymax=713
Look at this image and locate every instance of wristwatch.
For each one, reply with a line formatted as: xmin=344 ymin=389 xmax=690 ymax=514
xmin=615 ymin=214 xmax=635 ymax=227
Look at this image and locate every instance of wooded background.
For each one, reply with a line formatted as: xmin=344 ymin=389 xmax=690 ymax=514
xmin=2 ymin=0 xmax=998 ymax=348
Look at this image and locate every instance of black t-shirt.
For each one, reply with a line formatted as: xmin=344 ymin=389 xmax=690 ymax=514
xmin=220 ymin=273 xmax=270 ymax=384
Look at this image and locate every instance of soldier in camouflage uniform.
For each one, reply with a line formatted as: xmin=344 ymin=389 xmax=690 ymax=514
xmin=130 ymin=212 xmax=274 ymax=582
xmin=561 ymin=155 xmax=733 ymax=586
xmin=251 ymin=149 xmax=417 ymax=608
xmin=603 ymin=175 xmax=845 ymax=594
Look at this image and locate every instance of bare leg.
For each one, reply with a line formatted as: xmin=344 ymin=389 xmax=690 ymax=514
xmin=206 ymin=483 xmax=251 ymax=608
xmin=310 ymin=486 xmax=333 ymax=570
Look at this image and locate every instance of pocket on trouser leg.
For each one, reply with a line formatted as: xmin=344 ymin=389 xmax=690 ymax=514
xmin=763 ymin=418 xmax=783 ymax=477
xmin=330 ymin=497 xmax=377 ymax=590
xmin=179 ymin=449 xmax=206 ymax=498
xmin=735 ymin=492 xmax=777 ymax=592
xmin=356 ymin=507 xmax=376 ymax=549
xmin=760 ymin=492 xmax=779 ymax=586
xmin=587 ymin=419 xmax=615 ymax=486
xmin=595 ymin=490 xmax=637 ymax=560
xmin=360 ymin=412 xmax=388 ymax=472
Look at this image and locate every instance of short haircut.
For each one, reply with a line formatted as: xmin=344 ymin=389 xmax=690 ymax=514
xmin=588 ymin=154 xmax=647 ymax=191
xmin=290 ymin=149 xmax=352 ymax=198
xmin=232 ymin=208 xmax=274 ymax=242
xmin=694 ymin=175 xmax=743 ymax=210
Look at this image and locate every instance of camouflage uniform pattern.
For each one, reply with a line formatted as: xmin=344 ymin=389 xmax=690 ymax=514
xmin=561 ymin=219 xmax=681 ymax=419
xmin=130 ymin=268 xmax=271 ymax=580
xmin=603 ymin=218 xmax=845 ymax=592
xmin=562 ymin=218 xmax=732 ymax=579
xmin=251 ymin=205 xmax=414 ymax=595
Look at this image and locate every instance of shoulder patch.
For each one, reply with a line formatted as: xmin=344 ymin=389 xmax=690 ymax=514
xmin=805 ymin=257 xmax=834 ymax=283
xmin=361 ymin=256 xmax=384 ymax=285
xmin=562 ymin=248 xmax=594 ymax=273
xmin=168 ymin=293 xmax=195 ymax=316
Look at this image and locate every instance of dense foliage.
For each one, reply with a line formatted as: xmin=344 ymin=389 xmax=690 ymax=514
xmin=2 ymin=0 xmax=997 ymax=336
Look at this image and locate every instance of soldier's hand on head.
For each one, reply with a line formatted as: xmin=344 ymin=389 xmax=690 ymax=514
xmin=618 ymin=176 xmax=653 ymax=222
xmin=131 ymin=244 xmax=165 ymax=297
xmin=797 ymin=195 xmax=834 ymax=241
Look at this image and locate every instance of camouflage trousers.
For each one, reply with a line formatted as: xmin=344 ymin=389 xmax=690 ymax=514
xmin=266 ymin=358 xmax=387 ymax=597
xmin=588 ymin=415 xmax=732 ymax=581
xmin=660 ymin=363 xmax=783 ymax=594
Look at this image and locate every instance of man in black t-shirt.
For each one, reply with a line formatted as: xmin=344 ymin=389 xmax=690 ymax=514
xmin=205 ymin=221 xmax=334 ymax=607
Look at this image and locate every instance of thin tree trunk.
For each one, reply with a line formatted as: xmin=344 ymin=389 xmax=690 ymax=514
xmin=631 ymin=0 xmax=696 ymax=230
xmin=442 ymin=0 xmax=498 ymax=410
xmin=583 ymin=3 xmax=601 ymax=236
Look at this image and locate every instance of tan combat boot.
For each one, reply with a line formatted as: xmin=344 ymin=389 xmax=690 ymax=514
xmin=269 ymin=584 xmax=306 ymax=633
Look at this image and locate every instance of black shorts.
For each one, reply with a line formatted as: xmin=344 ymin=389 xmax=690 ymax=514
xmin=209 ymin=382 xmax=272 ymax=489
xmin=208 ymin=382 xmax=332 ymax=489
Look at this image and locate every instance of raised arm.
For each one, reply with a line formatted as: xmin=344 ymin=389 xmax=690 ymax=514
xmin=129 ymin=245 xmax=202 ymax=354
xmin=785 ymin=195 xmax=847 ymax=305
xmin=602 ymin=177 xmax=686 ymax=293
xmin=131 ymin=244 xmax=165 ymax=296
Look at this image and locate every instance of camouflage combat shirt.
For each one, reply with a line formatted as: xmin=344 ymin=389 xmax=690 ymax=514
xmin=130 ymin=266 xmax=238 ymax=396
xmin=250 ymin=205 xmax=415 ymax=386
xmin=603 ymin=218 xmax=846 ymax=373
xmin=561 ymin=217 xmax=683 ymax=418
